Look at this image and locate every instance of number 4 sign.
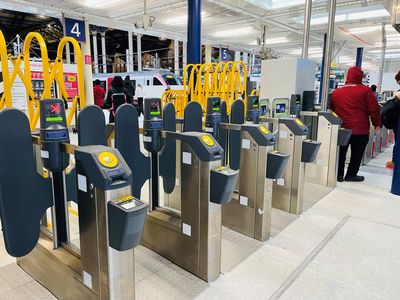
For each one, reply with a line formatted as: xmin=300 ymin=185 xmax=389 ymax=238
xmin=65 ymin=18 xmax=86 ymax=43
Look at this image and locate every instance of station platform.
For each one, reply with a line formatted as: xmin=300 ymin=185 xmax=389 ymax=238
xmin=0 ymin=146 xmax=398 ymax=300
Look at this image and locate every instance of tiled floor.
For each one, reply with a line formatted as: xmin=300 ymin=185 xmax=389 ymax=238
xmin=0 ymin=145 xmax=399 ymax=300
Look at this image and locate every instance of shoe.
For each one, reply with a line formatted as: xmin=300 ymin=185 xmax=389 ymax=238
xmin=337 ymin=176 xmax=344 ymax=182
xmin=345 ymin=175 xmax=365 ymax=182
xmin=386 ymin=161 xmax=394 ymax=169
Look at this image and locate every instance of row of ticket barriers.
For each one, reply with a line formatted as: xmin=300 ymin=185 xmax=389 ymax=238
xmin=364 ymin=121 xmax=395 ymax=164
xmin=0 ymin=95 xmax=355 ymax=299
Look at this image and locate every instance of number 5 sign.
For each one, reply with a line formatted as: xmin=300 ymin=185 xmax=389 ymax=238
xmin=65 ymin=18 xmax=86 ymax=43
xmin=221 ymin=48 xmax=229 ymax=62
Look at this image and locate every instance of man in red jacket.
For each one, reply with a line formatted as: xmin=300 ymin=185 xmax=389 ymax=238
xmin=331 ymin=66 xmax=381 ymax=182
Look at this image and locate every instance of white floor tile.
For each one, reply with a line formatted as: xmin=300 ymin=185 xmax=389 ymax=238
xmin=196 ymin=251 xmax=297 ymax=300
xmin=307 ymin=218 xmax=400 ymax=299
xmin=280 ymin=269 xmax=386 ymax=300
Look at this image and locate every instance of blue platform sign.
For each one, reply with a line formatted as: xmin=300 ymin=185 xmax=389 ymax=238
xmin=221 ymin=48 xmax=229 ymax=61
xmin=65 ymin=18 xmax=86 ymax=43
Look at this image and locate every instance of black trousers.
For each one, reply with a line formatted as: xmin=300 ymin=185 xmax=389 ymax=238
xmin=338 ymin=134 xmax=369 ymax=177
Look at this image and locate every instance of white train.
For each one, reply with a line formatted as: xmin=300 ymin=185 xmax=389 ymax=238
xmin=92 ymin=69 xmax=183 ymax=99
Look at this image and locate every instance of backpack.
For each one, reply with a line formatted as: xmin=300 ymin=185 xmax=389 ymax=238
xmin=110 ymin=89 xmax=127 ymax=116
xmin=381 ymin=98 xmax=400 ymax=130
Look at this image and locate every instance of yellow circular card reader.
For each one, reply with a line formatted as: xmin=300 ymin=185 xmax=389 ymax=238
xmin=201 ymin=135 xmax=215 ymax=147
xmin=295 ymin=119 xmax=304 ymax=127
xmin=98 ymin=152 xmax=119 ymax=168
xmin=259 ymin=126 xmax=270 ymax=135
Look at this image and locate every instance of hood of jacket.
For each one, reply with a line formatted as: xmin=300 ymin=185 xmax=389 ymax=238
xmin=345 ymin=66 xmax=363 ymax=85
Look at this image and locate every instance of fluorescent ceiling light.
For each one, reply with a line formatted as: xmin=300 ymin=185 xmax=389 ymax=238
xmin=214 ymin=26 xmax=254 ymax=37
xmin=266 ymin=37 xmax=288 ymax=44
xmin=348 ymin=26 xmax=380 ymax=35
xmin=385 ymin=54 xmax=400 ymax=58
xmin=289 ymin=47 xmax=321 ymax=54
xmin=271 ymin=0 xmax=304 ymax=9
xmin=311 ymin=15 xmax=346 ymax=25
xmin=165 ymin=12 xmax=207 ymax=25
xmin=83 ymin=0 xmax=109 ymax=6
xmin=347 ymin=9 xmax=389 ymax=21
xmin=386 ymin=34 xmax=400 ymax=39
xmin=309 ymin=8 xmax=390 ymax=26
xmin=246 ymin=0 xmax=309 ymax=10
xmin=309 ymin=54 xmax=323 ymax=59
xmin=368 ymin=49 xmax=400 ymax=53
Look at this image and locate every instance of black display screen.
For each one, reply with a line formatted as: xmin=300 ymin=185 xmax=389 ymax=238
xmin=212 ymin=99 xmax=220 ymax=111
xmin=150 ymin=101 xmax=161 ymax=116
xmin=260 ymin=105 xmax=267 ymax=116
xmin=276 ymin=103 xmax=286 ymax=114
xmin=45 ymin=130 xmax=68 ymax=140
xmin=45 ymin=102 xmax=64 ymax=123
xmin=252 ymin=97 xmax=259 ymax=108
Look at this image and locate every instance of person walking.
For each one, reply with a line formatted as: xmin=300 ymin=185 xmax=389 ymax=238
xmin=93 ymin=79 xmax=106 ymax=108
xmin=105 ymin=76 xmax=132 ymax=123
xmin=124 ymin=75 xmax=135 ymax=98
xmin=331 ymin=66 xmax=381 ymax=182
xmin=135 ymin=84 xmax=145 ymax=116
xmin=384 ymin=71 xmax=400 ymax=168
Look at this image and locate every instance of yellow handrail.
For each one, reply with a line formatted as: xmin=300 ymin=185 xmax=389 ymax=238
xmin=23 ymin=32 xmax=51 ymax=129
xmin=0 ymin=30 xmax=87 ymax=129
xmin=56 ymin=36 xmax=86 ymax=126
xmin=0 ymin=31 xmax=11 ymax=109
xmin=166 ymin=60 xmax=248 ymax=116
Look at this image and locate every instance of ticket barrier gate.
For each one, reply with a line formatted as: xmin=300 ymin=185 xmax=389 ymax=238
xmin=300 ymin=111 xmax=351 ymax=188
xmin=245 ymin=95 xmax=260 ymax=124
xmin=0 ymin=100 xmax=148 ymax=299
xmin=364 ymin=126 xmax=390 ymax=164
xmin=185 ymin=97 xmax=290 ymax=240
xmin=113 ymin=99 xmax=239 ymax=282
xmin=261 ymin=117 xmax=321 ymax=214
xmin=216 ymin=99 xmax=289 ymax=240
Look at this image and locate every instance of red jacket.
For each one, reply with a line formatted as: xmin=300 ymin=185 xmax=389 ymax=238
xmin=331 ymin=66 xmax=381 ymax=135
xmin=93 ymin=84 xmax=105 ymax=108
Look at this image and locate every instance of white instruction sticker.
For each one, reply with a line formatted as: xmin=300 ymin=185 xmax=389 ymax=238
xmin=182 ymin=152 xmax=192 ymax=165
xmin=277 ymin=178 xmax=285 ymax=186
xmin=241 ymin=139 xmax=251 ymax=149
xmin=205 ymin=127 xmax=214 ymax=133
xmin=143 ymin=136 xmax=152 ymax=142
xmin=183 ymin=223 xmax=192 ymax=236
xmin=279 ymin=130 xmax=288 ymax=139
xmin=41 ymin=150 xmax=49 ymax=158
xmin=239 ymin=195 xmax=248 ymax=206
xmin=83 ymin=271 xmax=92 ymax=289
xmin=78 ymin=174 xmax=87 ymax=192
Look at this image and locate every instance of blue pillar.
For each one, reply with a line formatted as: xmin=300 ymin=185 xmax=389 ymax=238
xmin=391 ymin=121 xmax=400 ymax=195
xmin=319 ymin=33 xmax=327 ymax=104
xmin=356 ymin=47 xmax=363 ymax=67
xmin=187 ymin=0 xmax=201 ymax=64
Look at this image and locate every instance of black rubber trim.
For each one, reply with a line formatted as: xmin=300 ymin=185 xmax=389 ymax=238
xmin=184 ymin=101 xmax=203 ymax=132
xmin=78 ymin=105 xmax=107 ymax=146
xmin=115 ymin=104 xmax=150 ymax=199
xmin=159 ymin=103 xmax=177 ymax=194
xmin=229 ymin=100 xmax=245 ymax=170
xmin=0 ymin=109 xmax=53 ymax=257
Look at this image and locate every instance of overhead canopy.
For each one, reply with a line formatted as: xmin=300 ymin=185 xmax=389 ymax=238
xmin=0 ymin=0 xmax=396 ymax=69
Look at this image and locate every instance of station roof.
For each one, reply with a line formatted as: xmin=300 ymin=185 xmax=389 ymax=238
xmin=0 ymin=0 xmax=396 ymax=70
